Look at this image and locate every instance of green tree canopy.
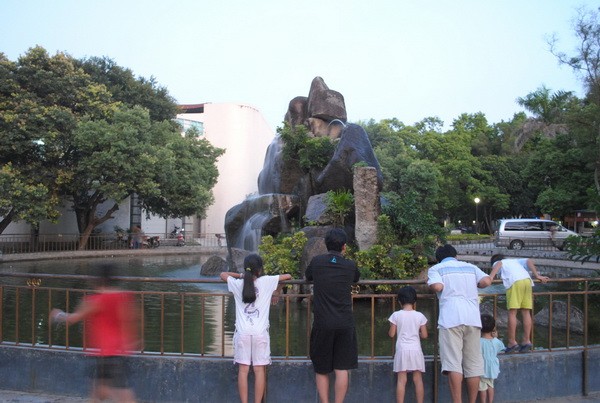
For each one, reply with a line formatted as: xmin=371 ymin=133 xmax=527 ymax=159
xmin=0 ymin=47 xmax=224 ymax=249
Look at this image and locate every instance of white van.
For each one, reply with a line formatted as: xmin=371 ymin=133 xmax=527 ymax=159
xmin=494 ymin=218 xmax=578 ymax=250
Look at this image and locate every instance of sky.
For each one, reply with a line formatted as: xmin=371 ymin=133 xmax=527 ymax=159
xmin=1 ymin=1 xmax=597 ymax=133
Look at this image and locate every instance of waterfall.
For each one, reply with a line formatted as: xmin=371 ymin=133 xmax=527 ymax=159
xmin=233 ymin=211 xmax=271 ymax=251
xmin=257 ymin=136 xmax=283 ymax=195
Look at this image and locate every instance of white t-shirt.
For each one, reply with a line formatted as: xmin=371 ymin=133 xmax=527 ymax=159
xmin=388 ymin=310 xmax=427 ymax=351
xmin=497 ymin=258 xmax=533 ymax=289
xmin=227 ymin=275 xmax=280 ymax=335
xmin=427 ymin=257 xmax=489 ymax=329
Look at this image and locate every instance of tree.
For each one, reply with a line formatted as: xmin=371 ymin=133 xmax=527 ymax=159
xmin=549 ymin=6 xmax=600 ymax=197
xmin=66 ymin=107 xmax=223 ymax=249
xmin=0 ymin=47 xmax=114 ymax=233
xmin=0 ymin=47 xmax=224 ymax=249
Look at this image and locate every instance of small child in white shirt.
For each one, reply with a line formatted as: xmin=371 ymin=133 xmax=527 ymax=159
xmin=388 ymin=286 xmax=428 ymax=403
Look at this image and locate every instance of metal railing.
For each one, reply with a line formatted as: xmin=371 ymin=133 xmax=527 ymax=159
xmin=0 ymin=274 xmax=598 ymax=358
xmin=448 ymin=237 xmax=569 ymax=252
xmin=0 ymin=233 xmax=227 ymax=254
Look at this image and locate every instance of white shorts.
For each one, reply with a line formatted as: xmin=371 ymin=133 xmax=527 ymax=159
xmin=233 ymin=330 xmax=271 ymax=366
xmin=479 ymin=377 xmax=495 ymax=391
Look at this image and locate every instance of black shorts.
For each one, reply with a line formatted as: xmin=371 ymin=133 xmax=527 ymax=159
xmin=93 ymin=356 xmax=129 ymax=388
xmin=310 ymin=327 xmax=358 ymax=374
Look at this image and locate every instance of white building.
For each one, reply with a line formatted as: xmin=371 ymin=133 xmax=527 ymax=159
xmin=4 ymin=102 xmax=274 ymax=243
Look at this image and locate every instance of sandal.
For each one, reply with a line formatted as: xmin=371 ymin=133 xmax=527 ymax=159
xmin=504 ymin=344 xmax=520 ymax=354
xmin=519 ymin=343 xmax=533 ymax=353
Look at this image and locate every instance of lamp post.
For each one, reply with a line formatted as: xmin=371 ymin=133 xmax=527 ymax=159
xmin=474 ymin=197 xmax=480 ymax=234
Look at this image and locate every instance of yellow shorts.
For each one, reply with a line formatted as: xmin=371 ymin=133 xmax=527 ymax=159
xmin=506 ymin=278 xmax=533 ymax=310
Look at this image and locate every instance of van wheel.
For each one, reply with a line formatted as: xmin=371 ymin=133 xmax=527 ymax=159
xmin=509 ymin=240 xmax=524 ymax=250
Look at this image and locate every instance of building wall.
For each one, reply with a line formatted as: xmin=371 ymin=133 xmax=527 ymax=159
xmin=178 ymin=103 xmax=273 ymax=235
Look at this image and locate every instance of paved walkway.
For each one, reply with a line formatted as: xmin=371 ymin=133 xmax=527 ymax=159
xmin=0 ymin=389 xmax=599 ymax=403
xmin=0 ymin=390 xmax=87 ymax=403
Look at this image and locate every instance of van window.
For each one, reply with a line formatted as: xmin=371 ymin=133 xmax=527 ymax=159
xmin=504 ymin=221 xmax=544 ymax=231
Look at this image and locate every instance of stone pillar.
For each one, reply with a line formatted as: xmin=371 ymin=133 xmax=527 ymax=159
xmin=353 ymin=166 xmax=380 ymax=250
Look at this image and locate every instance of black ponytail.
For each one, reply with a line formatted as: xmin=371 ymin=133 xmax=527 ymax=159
xmin=242 ymin=254 xmax=264 ymax=303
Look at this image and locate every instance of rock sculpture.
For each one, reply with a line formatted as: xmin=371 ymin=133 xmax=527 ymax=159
xmin=224 ymin=76 xmax=384 ymax=269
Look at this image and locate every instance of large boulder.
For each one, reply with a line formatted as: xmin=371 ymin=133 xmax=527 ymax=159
xmin=284 ymin=96 xmax=308 ymax=127
xmin=307 ymin=76 xmax=347 ymax=123
xmin=257 ymin=137 xmax=311 ymax=197
xmin=304 ymin=193 xmax=332 ymax=225
xmin=534 ymin=300 xmax=584 ymax=333
xmin=315 ymin=124 xmax=384 ymax=193
xmin=224 ymin=194 xmax=301 ymax=252
xmin=201 ymin=256 xmax=229 ymax=276
xmin=308 ymin=117 xmax=344 ymax=139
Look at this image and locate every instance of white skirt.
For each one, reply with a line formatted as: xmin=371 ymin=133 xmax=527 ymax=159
xmin=393 ymin=348 xmax=425 ymax=373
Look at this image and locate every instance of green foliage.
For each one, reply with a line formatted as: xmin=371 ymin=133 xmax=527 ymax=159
xmin=258 ymin=231 xmax=308 ymax=278
xmin=0 ymin=47 xmax=224 ymax=248
xmin=375 ymin=214 xmax=397 ymax=249
xmin=347 ymin=244 xmax=427 ymax=293
xmin=325 ymin=189 xmax=354 ymax=226
xmin=278 ymin=122 xmax=334 ymax=171
xmin=381 ymin=191 xmax=443 ymax=249
xmin=345 ymin=213 xmax=428 ymax=292
xmin=0 ymin=163 xmax=59 ymax=227
xmin=563 ymin=235 xmax=600 ymax=263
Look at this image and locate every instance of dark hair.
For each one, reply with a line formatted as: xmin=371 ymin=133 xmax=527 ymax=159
xmin=325 ymin=228 xmax=347 ymax=252
xmin=490 ymin=254 xmax=504 ymax=266
xmin=435 ymin=244 xmax=457 ymax=263
xmin=93 ymin=264 xmax=115 ymax=288
xmin=397 ymin=286 xmax=417 ymax=306
xmin=481 ymin=314 xmax=496 ymax=333
xmin=242 ymin=254 xmax=263 ymax=304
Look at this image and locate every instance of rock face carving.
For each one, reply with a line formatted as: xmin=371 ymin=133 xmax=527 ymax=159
xmin=224 ymin=76 xmax=383 ymax=268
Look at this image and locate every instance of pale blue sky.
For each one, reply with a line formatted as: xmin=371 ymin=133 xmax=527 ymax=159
xmin=1 ymin=1 xmax=596 ymax=132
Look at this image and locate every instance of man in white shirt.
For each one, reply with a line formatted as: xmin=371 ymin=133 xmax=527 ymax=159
xmin=428 ymin=244 xmax=491 ymax=403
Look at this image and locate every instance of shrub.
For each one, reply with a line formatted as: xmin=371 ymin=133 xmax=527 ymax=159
xmin=326 ymin=189 xmax=354 ymax=227
xmin=258 ymin=231 xmax=307 ymax=278
xmin=278 ymin=122 xmax=335 ymax=171
xmin=347 ymin=243 xmax=427 ymax=293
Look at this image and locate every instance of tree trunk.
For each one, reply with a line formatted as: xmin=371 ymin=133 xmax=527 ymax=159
xmin=77 ymin=202 xmax=120 ymax=250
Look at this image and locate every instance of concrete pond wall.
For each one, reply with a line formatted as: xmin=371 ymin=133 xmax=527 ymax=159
xmin=0 ymin=345 xmax=598 ymax=402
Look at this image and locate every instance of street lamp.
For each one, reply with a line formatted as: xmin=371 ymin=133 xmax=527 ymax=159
xmin=474 ymin=197 xmax=481 ymax=233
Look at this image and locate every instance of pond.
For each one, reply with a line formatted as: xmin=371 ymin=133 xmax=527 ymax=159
xmin=1 ymin=255 xmax=598 ymax=357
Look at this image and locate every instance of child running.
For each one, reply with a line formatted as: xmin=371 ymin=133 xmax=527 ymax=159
xmin=388 ymin=286 xmax=428 ymax=403
xmin=220 ymin=254 xmax=291 ymax=403
xmin=479 ymin=314 xmax=505 ymax=403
